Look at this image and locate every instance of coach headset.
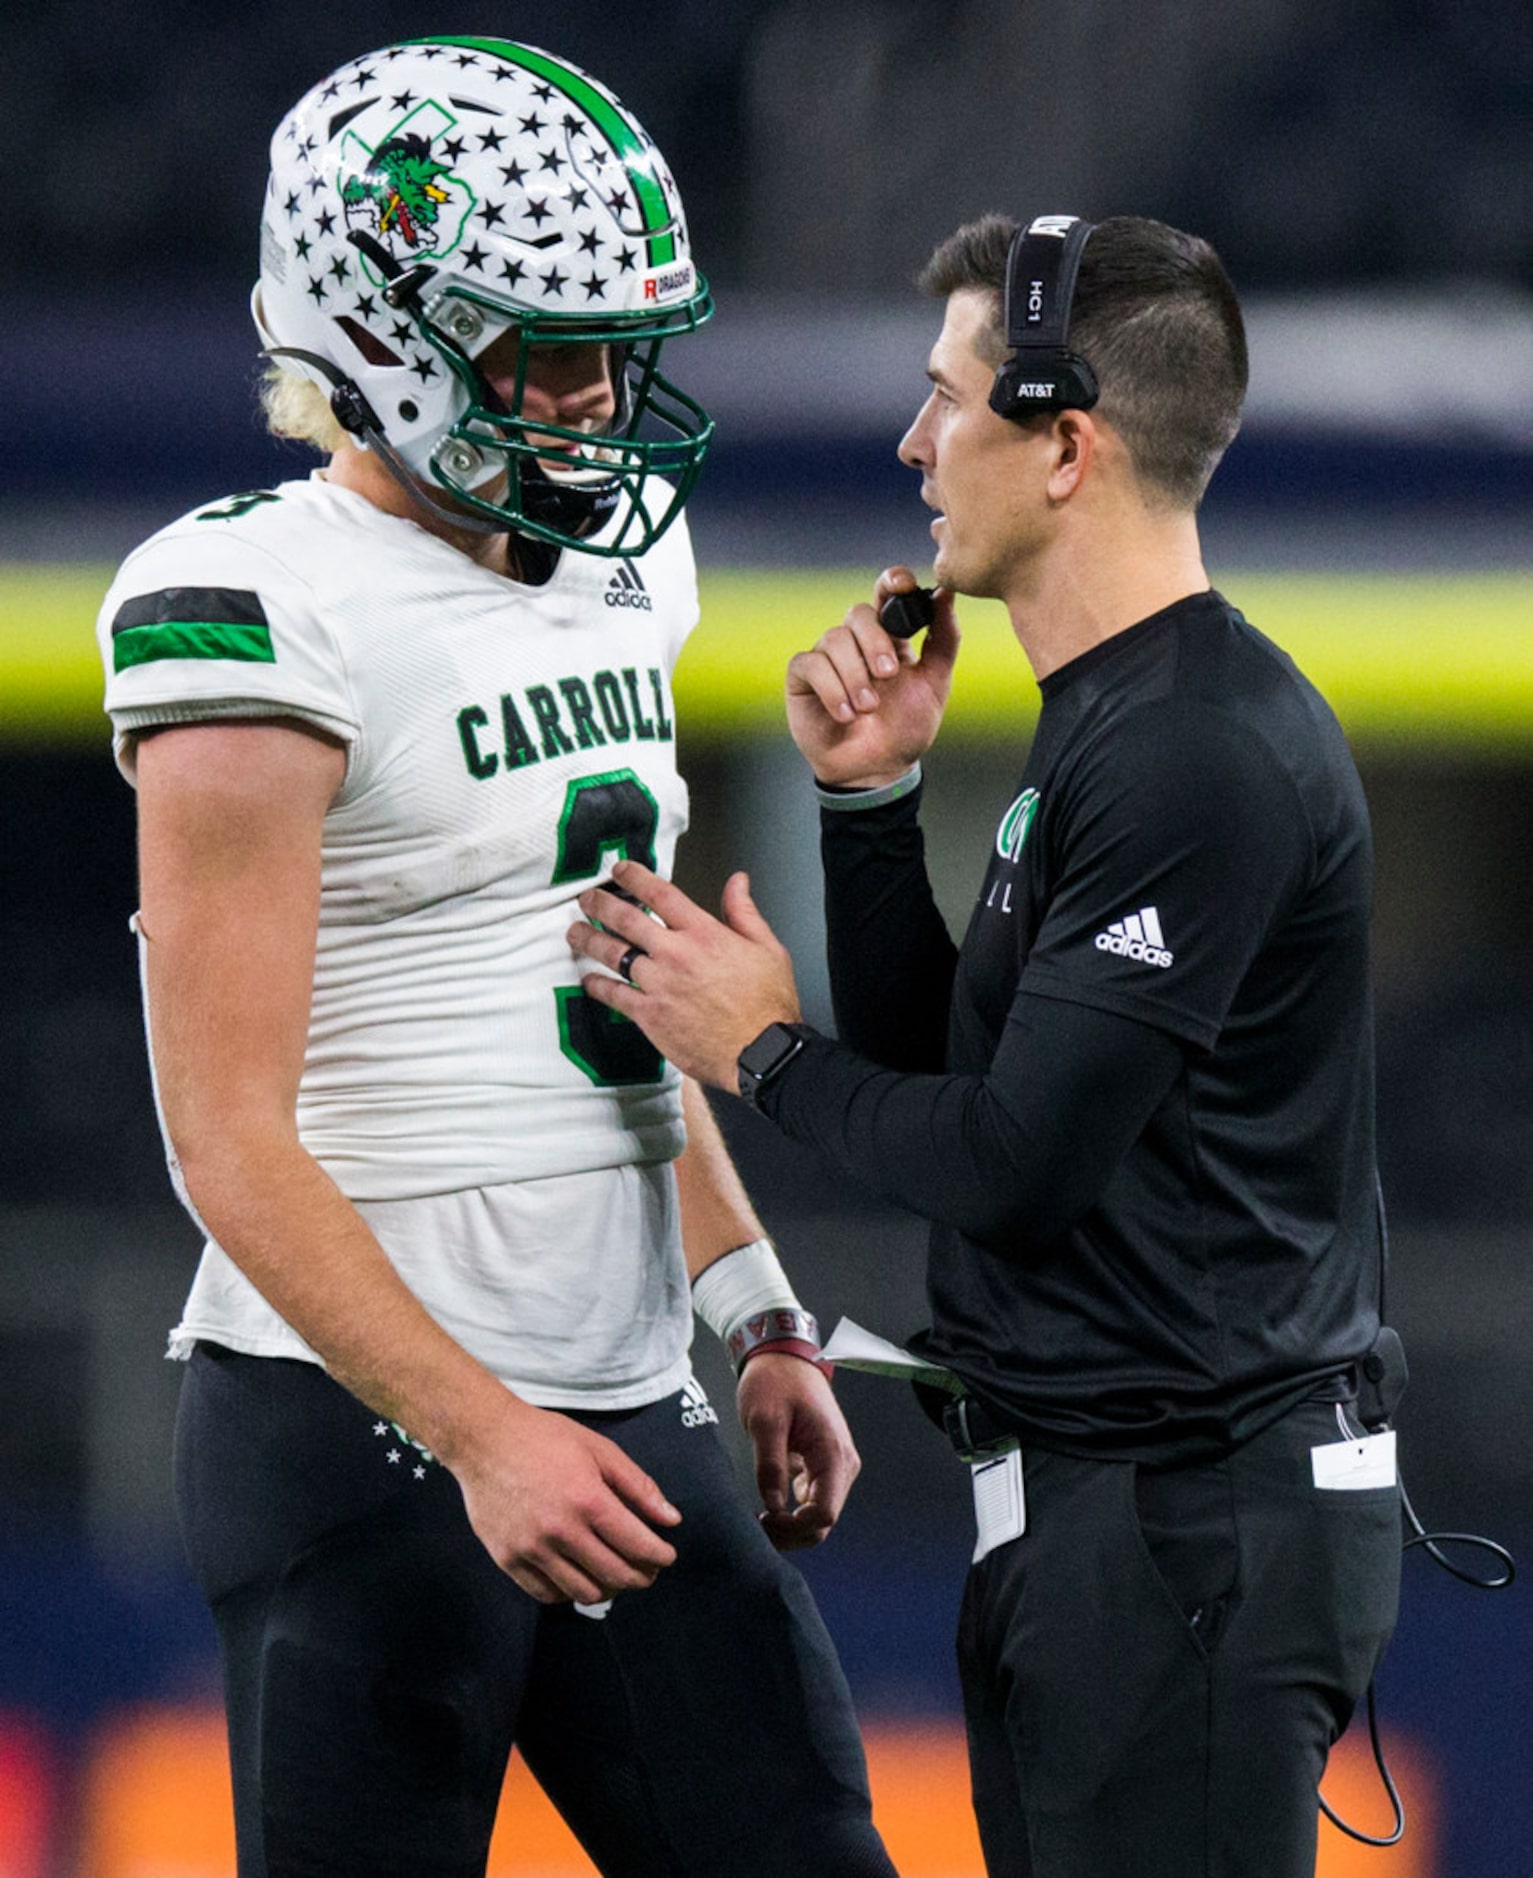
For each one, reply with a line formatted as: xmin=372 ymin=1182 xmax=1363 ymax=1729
xmin=988 ymin=211 xmax=1100 ymax=418
xmin=882 ymin=214 xmax=1098 ymax=640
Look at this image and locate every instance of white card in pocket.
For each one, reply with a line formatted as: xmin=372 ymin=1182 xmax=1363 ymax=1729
xmin=1311 ymin=1428 xmax=1397 ymax=1491
xmin=972 ymin=1446 xmax=1025 ymax=1561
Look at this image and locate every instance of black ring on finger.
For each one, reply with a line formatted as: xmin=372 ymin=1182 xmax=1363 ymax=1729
xmin=617 ymin=943 xmax=645 ymax=987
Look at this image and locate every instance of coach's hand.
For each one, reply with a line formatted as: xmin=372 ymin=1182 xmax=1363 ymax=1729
xmin=785 ymin=565 xmax=959 ymax=790
xmin=454 ymin=1395 xmax=682 ymax=1604
xmin=569 ymin=861 xmax=799 ymax=1093
xmin=738 ymin=1353 xmax=860 ymax=1550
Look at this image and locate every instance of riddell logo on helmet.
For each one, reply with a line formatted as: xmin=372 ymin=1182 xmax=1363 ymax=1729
xmin=643 ymin=263 xmax=694 ymax=302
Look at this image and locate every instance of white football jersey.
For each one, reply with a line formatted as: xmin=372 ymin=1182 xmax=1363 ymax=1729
xmin=99 ymin=473 xmax=700 ymax=1402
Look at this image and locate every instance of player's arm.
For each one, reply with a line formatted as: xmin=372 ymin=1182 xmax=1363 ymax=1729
xmin=133 ymin=717 xmax=680 ymax=1604
xmin=676 ymin=1077 xmax=859 ymax=1549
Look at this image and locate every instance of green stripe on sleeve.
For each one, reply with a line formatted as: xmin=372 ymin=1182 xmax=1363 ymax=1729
xmin=113 ymin=619 xmax=276 ymax=672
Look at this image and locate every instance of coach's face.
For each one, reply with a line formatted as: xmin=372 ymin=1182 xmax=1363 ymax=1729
xmin=898 ymin=288 xmax=1054 ymax=601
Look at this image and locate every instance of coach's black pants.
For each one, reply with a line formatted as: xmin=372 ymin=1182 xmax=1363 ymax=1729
xmin=174 ymin=1343 xmax=897 ymax=1878
xmin=957 ymin=1395 xmax=1401 ymax=1878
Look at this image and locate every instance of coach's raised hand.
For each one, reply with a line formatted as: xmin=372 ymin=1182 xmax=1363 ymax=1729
xmin=784 ymin=564 xmax=960 ymax=788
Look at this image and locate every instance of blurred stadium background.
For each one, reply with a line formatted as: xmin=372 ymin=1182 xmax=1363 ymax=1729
xmin=1 ymin=2 xmax=1529 ymax=1872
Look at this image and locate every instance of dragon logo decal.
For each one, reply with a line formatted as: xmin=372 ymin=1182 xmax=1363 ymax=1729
xmin=339 ymin=102 xmax=476 ymax=271
xmin=343 ymin=133 xmax=451 ymax=247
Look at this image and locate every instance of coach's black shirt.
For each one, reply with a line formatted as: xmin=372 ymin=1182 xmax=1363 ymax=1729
xmin=762 ymin=590 xmax=1381 ymax=1464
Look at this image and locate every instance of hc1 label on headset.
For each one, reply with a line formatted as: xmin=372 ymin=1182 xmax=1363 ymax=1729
xmin=1022 ymin=214 xmax=1081 ymax=324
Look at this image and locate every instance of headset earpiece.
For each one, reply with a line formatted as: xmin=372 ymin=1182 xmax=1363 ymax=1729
xmin=990 ymin=349 xmax=1099 ymax=419
xmin=989 ymin=214 xmax=1100 ymax=420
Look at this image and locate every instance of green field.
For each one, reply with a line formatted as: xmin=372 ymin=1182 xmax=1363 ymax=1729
xmin=7 ymin=564 xmax=1531 ymax=751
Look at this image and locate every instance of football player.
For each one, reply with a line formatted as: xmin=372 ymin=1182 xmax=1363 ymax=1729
xmin=97 ymin=38 xmax=896 ymax=1878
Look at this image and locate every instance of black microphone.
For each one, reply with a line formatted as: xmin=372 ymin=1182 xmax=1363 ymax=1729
xmin=879 ymin=586 xmax=936 ymax=640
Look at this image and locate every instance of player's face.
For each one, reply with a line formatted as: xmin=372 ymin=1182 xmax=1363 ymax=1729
xmin=476 ymin=329 xmax=619 ymax=463
xmin=897 ymin=289 xmax=1052 ymax=599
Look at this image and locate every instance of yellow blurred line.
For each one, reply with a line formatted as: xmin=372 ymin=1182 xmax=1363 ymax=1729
xmin=0 ymin=565 xmax=117 ymax=745
xmin=681 ymin=569 xmax=1533 ymax=749
xmin=3 ymin=564 xmax=1531 ymax=750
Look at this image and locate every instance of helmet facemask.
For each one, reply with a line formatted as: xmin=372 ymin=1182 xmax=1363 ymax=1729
xmin=415 ymin=284 xmax=713 ymax=555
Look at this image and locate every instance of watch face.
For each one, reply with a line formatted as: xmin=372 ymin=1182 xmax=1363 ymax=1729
xmin=742 ymin=1025 xmax=796 ymax=1077
xmin=738 ymin=1024 xmax=805 ymax=1103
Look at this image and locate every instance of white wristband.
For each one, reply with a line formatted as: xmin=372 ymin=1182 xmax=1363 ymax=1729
xmin=814 ymin=763 xmax=923 ymax=811
xmin=691 ymin=1238 xmax=802 ymax=1346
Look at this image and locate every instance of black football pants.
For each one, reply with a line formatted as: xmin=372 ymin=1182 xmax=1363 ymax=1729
xmin=957 ymin=1394 xmax=1402 ymax=1878
xmin=174 ymin=1343 xmax=897 ymax=1878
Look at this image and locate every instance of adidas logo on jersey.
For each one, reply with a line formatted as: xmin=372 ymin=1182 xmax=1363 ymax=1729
xmin=606 ymin=559 xmax=653 ymax=610
xmin=680 ymin=1375 xmax=718 ymax=1430
xmin=1095 ymin=905 xmax=1174 ymax=968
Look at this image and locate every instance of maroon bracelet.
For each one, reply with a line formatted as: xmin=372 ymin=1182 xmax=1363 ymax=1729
xmin=727 ymin=1307 xmax=821 ymax=1372
xmin=738 ymin=1337 xmax=833 ymax=1379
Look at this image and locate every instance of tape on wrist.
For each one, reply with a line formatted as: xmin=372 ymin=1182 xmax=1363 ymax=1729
xmin=691 ymin=1237 xmax=798 ymax=1341
xmin=691 ymin=1239 xmax=824 ymax=1373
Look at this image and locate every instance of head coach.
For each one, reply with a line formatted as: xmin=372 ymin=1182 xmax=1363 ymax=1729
xmin=569 ymin=211 xmax=1403 ymax=1878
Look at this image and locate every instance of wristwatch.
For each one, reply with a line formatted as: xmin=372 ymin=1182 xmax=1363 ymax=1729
xmin=737 ymin=1022 xmax=815 ymax=1109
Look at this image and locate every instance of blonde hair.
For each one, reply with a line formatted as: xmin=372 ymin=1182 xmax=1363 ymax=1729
xmin=260 ymin=365 xmax=349 ymax=456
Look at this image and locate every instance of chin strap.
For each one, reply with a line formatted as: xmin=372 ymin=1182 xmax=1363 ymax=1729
xmin=518 ymin=454 xmax=623 ymax=541
xmin=263 ymin=331 xmax=616 ymax=569
xmin=363 ymin=422 xmax=506 ymax=538
xmin=358 ymin=426 xmax=560 ymax=578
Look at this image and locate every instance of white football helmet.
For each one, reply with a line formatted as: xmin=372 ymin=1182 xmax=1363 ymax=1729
xmin=253 ymin=36 xmax=714 ymax=555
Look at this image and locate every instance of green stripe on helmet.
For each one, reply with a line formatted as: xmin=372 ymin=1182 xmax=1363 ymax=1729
xmin=411 ymin=37 xmax=678 ymax=268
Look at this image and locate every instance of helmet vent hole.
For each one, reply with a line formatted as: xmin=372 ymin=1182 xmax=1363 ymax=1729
xmin=335 ymin=315 xmax=403 ymax=368
xmin=399 ymin=400 xmax=420 ymax=423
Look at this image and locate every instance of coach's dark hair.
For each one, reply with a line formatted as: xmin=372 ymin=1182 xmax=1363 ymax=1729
xmin=919 ymin=214 xmax=1248 ymax=510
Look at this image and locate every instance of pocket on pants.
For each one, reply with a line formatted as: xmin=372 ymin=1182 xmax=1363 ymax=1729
xmin=1229 ymin=1401 xmax=1403 ymax=1708
xmin=1132 ymin=1455 xmax=1241 ymax=1652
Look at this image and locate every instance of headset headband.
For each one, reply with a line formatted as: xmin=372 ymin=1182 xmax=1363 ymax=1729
xmin=989 ymin=213 xmax=1100 ymax=419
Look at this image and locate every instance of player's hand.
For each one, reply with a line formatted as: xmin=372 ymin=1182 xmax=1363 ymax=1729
xmin=737 ymin=1353 xmax=861 ymax=1549
xmin=568 ymin=862 xmax=800 ymax=1091
xmin=453 ymin=1395 xmax=682 ymax=1604
xmin=785 ymin=565 xmax=959 ymax=789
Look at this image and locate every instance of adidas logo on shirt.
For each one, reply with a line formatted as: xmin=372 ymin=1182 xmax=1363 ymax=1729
xmin=1095 ymin=905 xmax=1174 ymax=969
xmin=680 ymin=1375 xmax=719 ymax=1430
xmin=605 ymin=559 xmax=653 ymax=610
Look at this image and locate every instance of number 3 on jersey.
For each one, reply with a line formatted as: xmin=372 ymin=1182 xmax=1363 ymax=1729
xmin=552 ymin=770 xmax=665 ymax=1087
